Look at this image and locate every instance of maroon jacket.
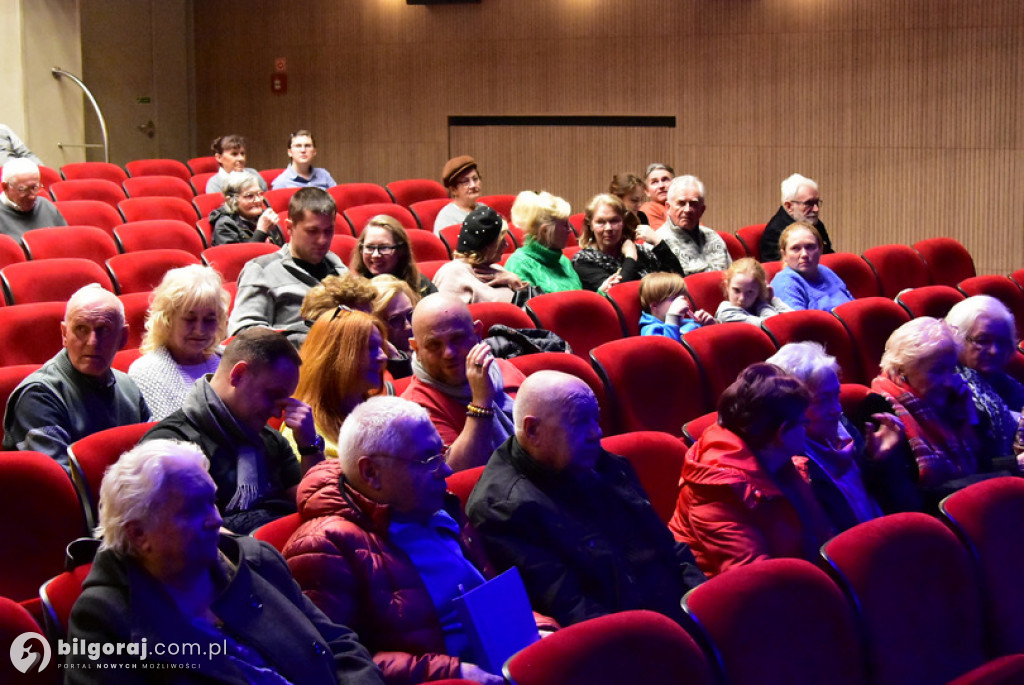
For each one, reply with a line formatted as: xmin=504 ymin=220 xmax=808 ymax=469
xmin=284 ymin=460 xmax=555 ymax=684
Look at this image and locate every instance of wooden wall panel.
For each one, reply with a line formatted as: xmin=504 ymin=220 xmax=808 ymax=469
xmin=192 ymin=0 xmax=1024 ymax=275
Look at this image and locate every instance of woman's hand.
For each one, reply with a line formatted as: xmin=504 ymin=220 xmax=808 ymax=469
xmin=257 ymin=207 xmax=279 ymax=234
xmin=465 ymin=342 xmax=498 ymax=407
xmin=598 ymin=271 xmax=622 ymax=295
xmin=488 ymin=269 xmax=527 ymax=291
xmin=864 ymin=413 xmax=905 ymax=462
xmin=635 ymin=224 xmax=659 ymax=245
xmin=460 ymin=663 xmax=503 ymax=685
xmin=620 ymin=238 xmax=638 ymax=261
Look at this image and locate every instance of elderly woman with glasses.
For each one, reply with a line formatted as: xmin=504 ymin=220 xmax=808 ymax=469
xmin=350 ymin=215 xmax=437 ymax=298
xmin=434 ymin=155 xmax=483 ymax=234
xmin=946 ymin=296 xmax=1024 ymax=462
xmin=209 ymin=170 xmax=284 ymax=246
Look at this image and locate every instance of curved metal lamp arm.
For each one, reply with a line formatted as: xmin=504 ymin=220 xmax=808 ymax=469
xmin=51 ymin=66 xmax=109 ymax=162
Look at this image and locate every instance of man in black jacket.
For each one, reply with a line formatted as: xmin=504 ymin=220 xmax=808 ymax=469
xmin=760 ymin=173 xmax=835 ymax=262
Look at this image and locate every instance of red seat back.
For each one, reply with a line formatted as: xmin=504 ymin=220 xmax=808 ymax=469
xmin=0 ymin=302 xmax=66 ymax=365
xmin=21 ymin=226 xmax=118 ymax=265
xmin=119 ymin=291 xmax=152 ymax=349
xmin=0 ymin=363 xmax=42 ymax=445
xmin=820 ymin=252 xmax=881 ymax=299
xmin=717 ymin=231 xmax=747 ymax=261
xmin=125 ymin=158 xmax=191 ymax=182
xmin=114 ymin=219 xmax=206 ymax=257
xmin=186 ymin=156 xmax=220 ymax=175
xmin=122 ymin=175 xmax=194 ymax=202
xmin=252 ymin=512 xmax=303 ymax=553
xmin=1 ymin=258 xmax=114 ymax=305
xmin=684 ymin=270 xmax=727 ymax=314
xmin=508 ymin=351 xmax=611 ymax=436
xmin=118 ymin=196 xmax=199 ymax=224
xmin=895 ymin=285 xmax=966 ymax=320
xmin=387 ymin=178 xmax=447 ymax=208
xmin=263 ymin=187 xmax=299 ymax=213
xmin=445 ymin=465 xmax=485 ymax=513
xmin=49 ymin=179 xmax=125 ymax=208
xmin=328 ymin=182 xmax=392 ymax=212
xmin=469 ymin=301 xmax=535 ymax=334
xmin=832 ymin=298 xmax=912 ymax=384
xmin=682 ymin=324 xmax=778 ymax=407
xmin=193 ymin=192 xmax=225 ymax=218
xmin=202 ymin=242 xmax=280 ymax=282
xmin=0 ymin=596 xmax=59 ymax=685
xmin=0 ymin=233 xmax=26 ymax=269
xmin=526 ymin=290 xmax=623 ymax=360
xmin=736 ymin=223 xmax=767 ymax=261
xmin=761 ymin=309 xmax=861 ymax=383
xmin=914 ymin=237 xmax=976 ymax=287
xmin=405 ymin=229 xmax=451 ymax=262
xmin=607 ymin=280 xmax=643 ymax=337
xmin=106 ymin=249 xmax=200 ymax=294
xmin=601 ymin=431 xmax=687 ymax=524
xmin=957 ymin=275 xmax=1024 ymax=341
xmin=52 ymin=200 xmax=124 ymax=237
xmin=61 ymin=161 xmax=127 ymax=184
xmin=478 ymin=194 xmax=515 ymax=220
xmin=410 ymin=198 xmax=452 ymax=233
xmin=861 ymin=244 xmax=931 ymax=299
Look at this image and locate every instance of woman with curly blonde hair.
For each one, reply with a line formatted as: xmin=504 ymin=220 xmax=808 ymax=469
xmin=128 ymin=265 xmax=231 ymax=420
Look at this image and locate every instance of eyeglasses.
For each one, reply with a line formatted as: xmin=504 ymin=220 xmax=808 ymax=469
xmin=386 ymin=309 xmax=414 ymax=328
xmin=362 ymin=244 xmax=398 ymax=256
xmin=791 ymin=198 xmax=823 ymax=208
xmin=290 ymin=143 xmax=315 ymax=150
xmin=330 ymin=304 xmax=354 ymax=321
xmin=240 ymin=191 xmax=264 ymax=201
xmin=965 ymin=334 xmax=1012 ymax=351
xmin=455 ymin=174 xmax=480 ymax=187
xmin=375 ymin=447 xmax=449 ymax=470
xmin=11 ymin=183 xmax=44 ymax=194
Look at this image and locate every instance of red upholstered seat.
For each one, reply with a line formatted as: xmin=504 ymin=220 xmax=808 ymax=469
xmin=118 ymin=196 xmax=199 ymax=224
xmin=736 ymin=223 xmax=767 ymax=262
xmin=111 ymin=347 xmax=143 ymax=374
xmin=1 ymin=258 xmax=114 ymax=305
xmin=0 ymin=302 xmax=66 ymax=365
xmin=820 ymin=252 xmax=881 ymax=299
xmin=601 ymin=431 xmax=687 ymax=524
xmin=0 ymin=233 xmax=26 ymax=269
xmin=53 ymin=200 xmax=124 ymax=237
xmin=761 ymin=309 xmax=860 ymax=383
xmin=0 ymin=363 xmax=42 ymax=445
xmin=193 ymin=191 xmax=225 ymax=218
xmin=67 ymin=422 xmax=157 ymax=529
xmin=606 ymin=279 xmax=643 ymax=336
xmin=114 ymin=219 xmax=206 ymax=257
xmin=831 ymin=297 xmax=911 ymax=384
xmin=681 ymin=324 xmax=777 ymax=407
xmin=190 ymin=172 xmax=216 ymax=194
xmin=125 ymin=158 xmax=191 ymax=182
xmin=0 ymin=451 xmax=88 ymax=602
xmin=329 ymin=234 xmax=358 ymax=264
xmin=37 ymin=164 xmax=62 ymax=188
xmin=405 ymin=228 xmax=452 ymax=262
xmin=106 ymin=249 xmax=200 ymax=294
xmin=21 ymin=225 xmax=118 ymax=265
xmin=119 ymin=292 xmax=151 ymax=349
xmin=186 ymin=156 xmax=220 ymax=175
xmin=251 ymin=512 xmax=303 ymax=554
xmin=40 ymin=563 xmax=93 ymax=642
xmin=503 ymin=610 xmax=713 ymax=685
xmin=717 ymin=231 xmax=747 ymax=261
xmin=263 ymin=187 xmax=299 ymax=214
xmin=861 ymin=244 xmax=931 ymax=299
xmin=478 ymin=194 xmax=515 ymax=221
xmin=49 ymin=178 xmax=126 ymax=208
xmin=914 ymin=237 xmax=976 ymax=287
xmin=122 ymin=175 xmax=195 ymax=203
xmin=0 ymin=596 xmax=58 ymax=685
xmin=683 ymin=558 xmax=867 ymax=685
xmin=526 ymin=290 xmax=623 ymax=361
xmin=940 ymin=477 xmax=1024 ymax=656
xmin=444 ymin=465 xmax=485 ymax=513
xmin=328 ymin=182 xmax=392 ymax=212
xmin=409 ymin=198 xmax=451 ymax=233
xmin=259 ymin=168 xmax=285 ymax=187
xmin=60 ymin=161 xmax=127 ymax=184
xmin=591 ymin=336 xmax=709 ymax=436
xmin=762 ymin=260 xmax=784 ymax=282
xmin=957 ymin=275 xmax=1024 ymax=341
xmin=386 ymin=178 xmax=447 ymax=208
xmin=469 ymin=301 xmax=535 ymax=334
xmin=895 ymin=284 xmax=966 ymax=319
xmin=684 ymin=270 xmax=726 ymax=314
xmin=202 ymin=242 xmax=280 ymax=282
xmin=417 ymin=259 xmax=447 ymax=282
xmin=682 ymin=410 xmax=718 ymax=446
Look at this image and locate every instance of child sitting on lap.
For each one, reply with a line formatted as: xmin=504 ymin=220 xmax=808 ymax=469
xmin=715 ymin=258 xmax=792 ymax=325
xmin=639 ymin=272 xmax=715 ymax=341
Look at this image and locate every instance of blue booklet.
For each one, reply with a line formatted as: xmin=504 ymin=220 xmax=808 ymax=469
xmin=452 ymin=566 xmax=540 ymax=673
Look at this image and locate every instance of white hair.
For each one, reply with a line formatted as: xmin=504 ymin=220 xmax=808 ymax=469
xmin=667 ymin=175 xmax=705 ymax=202
xmin=337 ymin=395 xmax=433 ymax=475
xmin=879 ymin=317 xmax=961 ymax=380
xmin=780 ymin=173 xmax=818 ymax=204
xmin=767 ymin=341 xmax=841 ymax=385
xmin=2 ymin=158 xmax=39 ymax=183
xmin=97 ymin=440 xmax=210 ymax=557
xmin=945 ymin=295 xmax=1016 ymax=344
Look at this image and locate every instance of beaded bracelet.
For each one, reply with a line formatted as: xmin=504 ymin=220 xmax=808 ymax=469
xmin=466 ymin=403 xmax=495 ymax=418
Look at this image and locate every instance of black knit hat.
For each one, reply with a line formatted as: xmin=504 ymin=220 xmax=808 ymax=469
xmin=457 ymin=205 xmax=503 ymax=253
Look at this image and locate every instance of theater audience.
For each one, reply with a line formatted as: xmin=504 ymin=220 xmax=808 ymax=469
xmin=129 ymin=265 xmax=230 ymax=421
xmin=670 ymin=363 xmax=834 ymax=577
xmin=285 ymin=396 xmax=554 ymax=685
xmin=229 ymin=187 xmax=347 ymax=345
xmin=0 ymin=158 xmax=66 ymax=238
xmin=350 ymin=214 xmax=437 ymax=297
xmin=608 ymin=172 xmax=649 ymax=227
xmin=760 ymin=173 xmax=834 ymax=262
xmin=871 ymin=317 xmax=981 ymax=495
xmin=3 ymin=284 xmax=148 ymax=468
xmin=205 ymin=134 xmax=267 ymax=195
xmin=572 ymin=194 xmax=682 ymax=294
xmin=371 ymin=274 xmax=418 ymax=379
xmin=655 ymin=175 xmax=731 ymax=276
xmin=770 ymin=222 xmax=853 ymax=311
xmin=505 ymin=190 xmax=581 ymax=294
xmin=142 ymin=327 xmax=323 ymax=534
xmin=432 ymin=205 xmax=529 ymax=305
xmin=209 ymin=170 xmax=284 ymax=246
xmin=639 ymin=272 xmax=714 ymax=340
xmin=946 ymin=296 xmax=1024 ymax=462
xmin=282 ymin=308 xmax=388 ymax=459
xmin=66 ymin=439 xmax=382 ymax=684
xmin=403 ymin=293 xmax=524 ymax=471
xmin=468 ymin=371 xmax=705 ymax=627
xmin=271 ymin=129 xmax=337 ymax=190
xmin=715 ymin=258 xmax=792 ymax=324
xmin=434 ymin=155 xmax=483 ymax=234
xmin=767 ymin=342 xmax=921 ymax=529
xmin=639 ymin=163 xmax=673 ymax=230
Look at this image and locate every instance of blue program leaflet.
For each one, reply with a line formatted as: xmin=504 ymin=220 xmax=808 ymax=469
xmin=452 ymin=566 xmax=540 ymax=673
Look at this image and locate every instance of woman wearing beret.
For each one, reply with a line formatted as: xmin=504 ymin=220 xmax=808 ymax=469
xmin=434 ymin=155 xmax=484 ymax=234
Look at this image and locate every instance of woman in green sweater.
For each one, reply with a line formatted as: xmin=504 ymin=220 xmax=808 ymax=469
xmin=505 ymin=190 xmax=582 ymax=294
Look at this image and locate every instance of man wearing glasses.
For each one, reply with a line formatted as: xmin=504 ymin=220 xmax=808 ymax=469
xmin=0 ymin=158 xmax=66 ymax=238
xmin=760 ymin=173 xmax=835 ymax=261
xmin=284 ymin=395 xmax=556 ymax=685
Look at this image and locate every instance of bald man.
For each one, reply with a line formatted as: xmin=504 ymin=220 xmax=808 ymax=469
xmin=3 ymin=284 xmax=149 ymax=467
xmin=466 ymin=371 xmax=705 ymax=627
xmin=402 ymin=293 xmax=525 ymax=471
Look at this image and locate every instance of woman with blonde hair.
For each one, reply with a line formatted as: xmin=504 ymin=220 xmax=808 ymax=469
xmin=350 ymin=215 xmax=436 ymax=297
xmin=128 ymin=265 xmax=231 ymax=420
xmin=716 ymin=258 xmax=792 ymax=324
xmin=283 ymin=308 xmax=389 ymax=457
xmin=504 ymin=190 xmax=581 ymax=294
xmin=370 ymin=274 xmax=419 ymax=379
xmin=572 ymin=194 xmax=682 ymax=294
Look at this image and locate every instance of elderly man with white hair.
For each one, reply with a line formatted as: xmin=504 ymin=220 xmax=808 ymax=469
xmin=0 ymin=157 xmax=66 ymax=237
xmin=65 ymin=439 xmax=383 ymax=684
xmin=760 ymin=173 xmax=834 ymax=262
xmin=653 ymin=174 xmax=731 ymax=276
xmin=2 ymin=284 xmax=148 ymax=467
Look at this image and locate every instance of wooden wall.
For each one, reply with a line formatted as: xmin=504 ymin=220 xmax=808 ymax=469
xmin=193 ymin=0 xmax=1024 ymax=275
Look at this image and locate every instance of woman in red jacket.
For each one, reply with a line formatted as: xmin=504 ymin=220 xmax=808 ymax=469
xmin=670 ymin=363 xmax=834 ymax=577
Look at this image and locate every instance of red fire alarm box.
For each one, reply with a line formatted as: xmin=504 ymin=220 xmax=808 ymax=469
xmin=271 ymin=73 xmax=288 ymax=94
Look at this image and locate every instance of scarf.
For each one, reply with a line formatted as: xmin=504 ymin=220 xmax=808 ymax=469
xmin=870 ymin=375 xmax=978 ymax=487
xmin=183 ymin=378 xmax=269 ymax=512
xmin=411 ymin=356 xmax=515 ymax=441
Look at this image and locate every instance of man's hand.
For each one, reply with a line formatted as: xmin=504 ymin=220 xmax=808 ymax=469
xmin=466 ymin=342 xmax=497 ymax=407
xmin=460 ymin=662 xmax=503 ymax=684
xmin=280 ymin=398 xmax=317 ymax=448
xmin=864 ymin=413 xmax=905 ymax=462
xmin=635 ymin=224 xmax=659 ymax=245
